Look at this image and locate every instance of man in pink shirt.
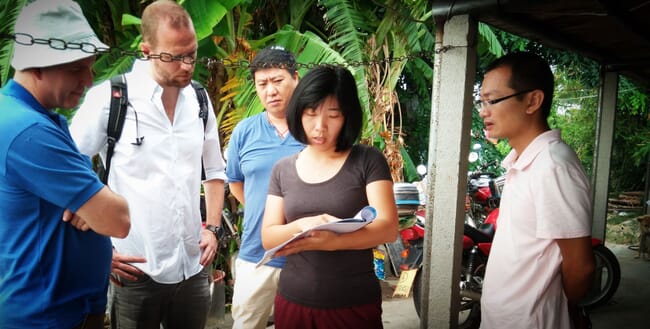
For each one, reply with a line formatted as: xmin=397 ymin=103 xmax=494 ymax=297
xmin=477 ymin=52 xmax=595 ymax=329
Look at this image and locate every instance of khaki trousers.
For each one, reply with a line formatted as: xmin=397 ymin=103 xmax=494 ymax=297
xmin=231 ymin=258 xmax=281 ymax=329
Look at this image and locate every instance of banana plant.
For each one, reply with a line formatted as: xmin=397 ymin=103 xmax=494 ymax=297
xmin=0 ymin=0 xmax=27 ymax=86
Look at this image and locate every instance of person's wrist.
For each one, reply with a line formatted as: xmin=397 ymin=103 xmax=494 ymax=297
xmin=204 ymin=224 xmax=222 ymax=239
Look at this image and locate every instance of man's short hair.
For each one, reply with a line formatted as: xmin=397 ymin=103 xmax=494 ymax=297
xmin=141 ymin=0 xmax=193 ymax=46
xmin=249 ymin=45 xmax=297 ymax=80
xmin=485 ymin=52 xmax=555 ymax=119
xmin=286 ymin=65 xmax=362 ymax=152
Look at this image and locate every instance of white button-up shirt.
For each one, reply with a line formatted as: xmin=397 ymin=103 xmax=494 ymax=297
xmin=70 ymin=61 xmax=227 ymax=283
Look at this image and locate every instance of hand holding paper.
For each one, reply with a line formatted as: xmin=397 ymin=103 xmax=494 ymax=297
xmin=256 ymin=206 xmax=377 ymax=267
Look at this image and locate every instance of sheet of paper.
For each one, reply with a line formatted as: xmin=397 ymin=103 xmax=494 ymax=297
xmin=256 ymin=206 xmax=377 ymax=267
xmin=393 ymin=268 xmax=418 ymax=298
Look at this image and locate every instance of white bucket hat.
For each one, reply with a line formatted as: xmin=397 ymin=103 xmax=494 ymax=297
xmin=11 ymin=0 xmax=108 ymax=70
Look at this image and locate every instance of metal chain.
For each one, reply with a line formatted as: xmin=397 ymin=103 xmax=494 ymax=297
xmin=2 ymin=32 xmax=460 ymax=69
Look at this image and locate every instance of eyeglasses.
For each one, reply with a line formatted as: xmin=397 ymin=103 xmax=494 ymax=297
xmin=149 ymin=52 xmax=196 ymax=65
xmin=474 ymin=89 xmax=534 ymax=111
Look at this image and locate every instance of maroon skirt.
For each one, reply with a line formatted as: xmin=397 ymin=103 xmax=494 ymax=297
xmin=273 ymin=294 xmax=383 ymax=329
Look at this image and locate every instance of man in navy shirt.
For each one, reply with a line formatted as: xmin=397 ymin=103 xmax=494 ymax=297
xmin=0 ymin=1 xmax=130 ymax=328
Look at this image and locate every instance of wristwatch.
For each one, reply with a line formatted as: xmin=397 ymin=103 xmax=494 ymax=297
xmin=205 ymin=224 xmax=223 ymax=239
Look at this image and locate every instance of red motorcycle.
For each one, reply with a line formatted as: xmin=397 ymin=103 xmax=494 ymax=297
xmin=411 ymin=168 xmax=621 ymax=329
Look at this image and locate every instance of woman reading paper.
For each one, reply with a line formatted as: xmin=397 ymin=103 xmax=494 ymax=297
xmin=261 ymin=65 xmax=399 ymax=329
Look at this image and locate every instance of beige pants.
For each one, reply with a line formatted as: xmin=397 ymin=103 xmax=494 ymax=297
xmin=231 ymin=258 xmax=281 ymax=329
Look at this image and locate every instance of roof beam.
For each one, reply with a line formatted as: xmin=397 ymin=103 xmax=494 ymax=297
xmin=597 ymin=0 xmax=650 ymax=45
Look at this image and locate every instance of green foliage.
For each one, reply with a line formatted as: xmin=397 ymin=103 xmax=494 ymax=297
xmin=476 ymin=22 xmax=504 ymax=63
xmin=610 ymin=113 xmax=650 ymax=192
xmin=182 ymin=1 xmax=230 ymax=40
xmin=0 ymin=0 xmax=26 ymax=86
xmin=398 ymin=19 xmax=510 ymax=175
xmin=550 ymin=58 xmax=650 ymax=193
xmin=319 ymin=0 xmax=373 ymax=135
xmin=606 ymin=212 xmax=642 ymax=245
xmin=401 ymin=146 xmax=419 ymax=182
xmin=550 ymin=69 xmax=598 ymax=175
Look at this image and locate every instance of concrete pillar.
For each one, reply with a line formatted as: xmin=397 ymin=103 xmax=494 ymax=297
xmin=591 ymin=69 xmax=617 ymax=240
xmin=420 ymin=14 xmax=477 ymax=328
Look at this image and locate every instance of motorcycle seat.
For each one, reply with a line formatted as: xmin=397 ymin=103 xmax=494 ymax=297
xmin=464 ymin=223 xmax=494 ymax=243
xmin=477 ymin=223 xmax=495 ymax=238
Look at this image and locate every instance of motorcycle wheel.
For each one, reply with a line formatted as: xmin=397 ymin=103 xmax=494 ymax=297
xmin=412 ymin=270 xmax=481 ymax=329
xmin=578 ymin=244 xmax=621 ymax=309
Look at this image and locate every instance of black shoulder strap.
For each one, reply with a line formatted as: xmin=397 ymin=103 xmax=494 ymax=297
xmin=191 ymin=80 xmax=209 ymax=180
xmin=103 ymin=74 xmax=128 ymax=184
xmin=192 ymin=80 xmax=209 ymax=130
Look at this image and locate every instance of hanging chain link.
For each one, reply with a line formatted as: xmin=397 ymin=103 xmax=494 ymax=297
xmin=2 ymin=32 xmax=460 ymax=70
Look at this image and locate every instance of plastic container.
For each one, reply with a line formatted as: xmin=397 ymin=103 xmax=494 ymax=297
xmin=394 ymin=182 xmax=420 ymax=216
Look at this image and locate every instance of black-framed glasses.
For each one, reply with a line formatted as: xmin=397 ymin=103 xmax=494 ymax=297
xmin=474 ymin=89 xmax=534 ymax=111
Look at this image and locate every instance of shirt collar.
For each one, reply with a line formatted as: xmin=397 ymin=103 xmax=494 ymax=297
xmin=129 ymin=60 xmax=196 ymax=100
xmin=2 ymin=79 xmax=67 ymax=126
xmin=503 ymin=129 xmax=561 ymax=171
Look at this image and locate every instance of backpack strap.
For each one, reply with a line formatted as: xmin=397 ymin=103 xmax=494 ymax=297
xmin=191 ymin=80 xmax=209 ymax=180
xmin=103 ymin=74 xmax=129 ymax=184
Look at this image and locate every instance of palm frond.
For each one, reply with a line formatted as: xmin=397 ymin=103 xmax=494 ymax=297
xmin=317 ymin=0 xmax=371 ymax=116
xmin=404 ymin=57 xmax=433 ymax=96
xmin=183 ymin=0 xmax=232 ymax=41
xmin=289 ymin=0 xmax=316 ymax=28
xmin=319 ymin=0 xmax=368 ymax=64
xmin=478 ymin=22 xmax=505 ymax=62
xmin=0 ymin=0 xmax=26 ymax=86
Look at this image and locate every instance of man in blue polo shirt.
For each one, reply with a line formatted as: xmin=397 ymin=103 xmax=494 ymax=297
xmin=0 ymin=1 xmax=131 ymax=328
xmin=226 ymin=46 xmax=304 ymax=329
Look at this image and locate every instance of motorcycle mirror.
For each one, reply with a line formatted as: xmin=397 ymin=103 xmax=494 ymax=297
xmin=468 ymin=151 xmax=479 ymax=163
xmin=416 ymin=164 xmax=427 ymax=176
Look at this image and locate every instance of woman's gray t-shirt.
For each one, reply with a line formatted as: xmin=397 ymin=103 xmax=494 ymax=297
xmin=268 ymin=144 xmax=392 ymax=308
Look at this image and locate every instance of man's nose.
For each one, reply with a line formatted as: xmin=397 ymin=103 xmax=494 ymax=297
xmin=265 ymin=84 xmax=278 ymax=96
xmin=180 ymin=61 xmax=195 ymax=71
xmin=82 ymin=68 xmax=94 ymax=87
xmin=478 ymin=107 xmax=489 ymax=118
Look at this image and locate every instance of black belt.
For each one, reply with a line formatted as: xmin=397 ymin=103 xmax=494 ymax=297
xmin=72 ymin=313 xmax=105 ymax=329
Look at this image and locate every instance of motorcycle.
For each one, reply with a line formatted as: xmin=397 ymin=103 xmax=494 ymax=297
xmin=409 ymin=161 xmax=621 ymax=329
xmin=465 ymin=160 xmax=503 ymax=227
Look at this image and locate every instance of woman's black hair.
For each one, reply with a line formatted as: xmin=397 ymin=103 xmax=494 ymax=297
xmin=286 ymin=65 xmax=362 ymax=152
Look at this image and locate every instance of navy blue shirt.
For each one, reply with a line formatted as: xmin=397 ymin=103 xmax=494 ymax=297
xmin=0 ymin=80 xmax=109 ymax=328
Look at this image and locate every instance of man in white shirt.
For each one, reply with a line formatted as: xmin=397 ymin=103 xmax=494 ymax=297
xmin=70 ymin=1 xmax=226 ymax=328
xmin=477 ymin=52 xmax=595 ymax=329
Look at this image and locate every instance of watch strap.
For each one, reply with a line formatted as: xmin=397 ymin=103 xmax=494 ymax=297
xmin=205 ymin=224 xmax=224 ymax=240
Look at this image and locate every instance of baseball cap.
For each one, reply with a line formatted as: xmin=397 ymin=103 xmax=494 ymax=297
xmin=11 ymin=0 xmax=108 ymax=70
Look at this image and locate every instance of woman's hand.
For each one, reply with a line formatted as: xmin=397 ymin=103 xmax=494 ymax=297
xmin=274 ymin=229 xmax=339 ymax=257
xmin=295 ymin=214 xmax=339 ymax=232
